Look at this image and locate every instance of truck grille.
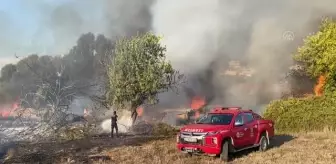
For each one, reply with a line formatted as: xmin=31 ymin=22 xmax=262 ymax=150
xmin=180 ymin=132 xmax=207 ymax=145
xmin=180 ymin=139 xmax=203 ymax=145
xmin=181 ymin=132 xmax=207 ymax=136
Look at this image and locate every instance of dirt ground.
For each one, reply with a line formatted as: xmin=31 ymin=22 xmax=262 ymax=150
xmin=3 ymin=132 xmax=336 ymax=164
xmin=93 ymin=132 xmax=336 ymax=164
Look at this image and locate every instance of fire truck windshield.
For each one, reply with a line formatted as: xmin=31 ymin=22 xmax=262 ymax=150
xmin=196 ymin=113 xmax=233 ymax=125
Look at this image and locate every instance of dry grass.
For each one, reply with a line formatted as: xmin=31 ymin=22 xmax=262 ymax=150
xmin=95 ymin=132 xmax=336 ymax=164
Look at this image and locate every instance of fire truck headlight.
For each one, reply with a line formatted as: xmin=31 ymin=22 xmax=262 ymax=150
xmin=212 ymin=138 xmax=218 ymax=144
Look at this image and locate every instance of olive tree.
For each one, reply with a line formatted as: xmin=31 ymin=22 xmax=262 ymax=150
xmin=107 ymin=32 xmax=183 ymax=124
xmin=294 ymin=18 xmax=336 ymax=94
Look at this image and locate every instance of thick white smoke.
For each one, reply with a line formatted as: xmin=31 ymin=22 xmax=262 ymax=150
xmin=1 ymin=0 xmax=335 ymax=115
xmin=101 ymin=110 xmax=133 ymax=133
xmin=151 ymin=0 xmax=336 ymax=111
xmin=151 ymin=0 xmax=221 ymax=74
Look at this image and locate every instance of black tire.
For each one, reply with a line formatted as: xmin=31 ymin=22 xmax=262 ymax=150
xmin=220 ymin=140 xmax=229 ymax=162
xmin=259 ymin=134 xmax=269 ymax=152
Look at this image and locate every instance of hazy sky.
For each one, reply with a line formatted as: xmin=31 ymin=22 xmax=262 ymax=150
xmin=0 ymin=0 xmax=106 ymax=67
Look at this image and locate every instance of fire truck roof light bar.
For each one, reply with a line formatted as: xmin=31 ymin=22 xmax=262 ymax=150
xmin=222 ymin=107 xmax=242 ymax=110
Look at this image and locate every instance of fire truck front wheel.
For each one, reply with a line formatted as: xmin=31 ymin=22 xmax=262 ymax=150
xmin=219 ymin=140 xmax=229 ymax=162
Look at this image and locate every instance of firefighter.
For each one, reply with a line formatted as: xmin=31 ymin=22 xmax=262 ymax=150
xmin=111 ymin=111 xmax=118 ymax=138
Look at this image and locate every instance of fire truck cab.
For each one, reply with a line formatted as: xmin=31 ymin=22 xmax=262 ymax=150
xmin=176 ymin=107 xmax=275 ymax=161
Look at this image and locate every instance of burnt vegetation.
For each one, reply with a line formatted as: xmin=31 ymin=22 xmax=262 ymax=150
xmin=0 ymin=33 xmax=116 ymax=152
xmin=0 ymin=1 xmax=335 ymax=162
xmin=0 ymin=33 xmax=113 ymax=105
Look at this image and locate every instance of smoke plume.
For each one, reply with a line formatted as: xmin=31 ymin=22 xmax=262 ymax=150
xmin=151 ymin=0 xmax=336 ymax=112
xmin=1 ymin=0 xmax=336 ymax=115
xmin=0 ymin=0 xmax=153 ymax=59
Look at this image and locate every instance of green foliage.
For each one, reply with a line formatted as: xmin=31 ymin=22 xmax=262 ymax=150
xmin=262 ymin=18 xmax=336 ymax=133
xmin=107 ymin=32 xmax=182 ymax=112
xmin=263 ymin=96 xmax=336 ymax=132
xmin=294 ymin=18 xmax=336 ymax=93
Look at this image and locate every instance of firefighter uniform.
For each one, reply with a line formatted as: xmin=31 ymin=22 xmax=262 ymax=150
xmin=111 ymin=111 xmax=118 ymax=138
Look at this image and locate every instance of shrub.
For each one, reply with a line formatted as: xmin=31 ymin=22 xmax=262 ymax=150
xmin=56 ymin=125 xmax=93 ymax=141
xmin=263 ymin=96 xmax=336 ymax=132
xmin=294 ymin=18 xmax=336 ymax=94
xmin=151 ymin=123 xmax=179 ymax=136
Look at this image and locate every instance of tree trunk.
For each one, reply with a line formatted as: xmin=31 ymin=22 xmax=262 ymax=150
xmin=131 ymin=108 xmax=138 ymax=125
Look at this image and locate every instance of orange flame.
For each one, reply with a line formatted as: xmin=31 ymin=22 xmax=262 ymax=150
xmin=137 ymin=106 xmax=144 ymax=116
xmin=12 ymin=103 xmax=19 ymax=110
xmin=190 ymin=96 xmax=206 ymax=120
xmin=191 ymin=96 xmax=205 ymax=110
xmin=0 ymin=101 xmax=19 ymax=118
xmin=1 ymin=111 xmax=10 ymax=117
xmin=314 ymin=75 xmax=326 ymax=96
xmin=194 ymin=111 xmax=200 ymax=119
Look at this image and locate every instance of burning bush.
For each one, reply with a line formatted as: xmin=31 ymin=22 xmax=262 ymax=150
xmin=314 ymin=75 xmax=326 ymax=96
xmin=263 ymin=95 xmax=336 ymax=132
xmin=266 ymin=18 xmax=336 ymax=133
xmin=294 ymin=18 xmax=336 ymax=95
